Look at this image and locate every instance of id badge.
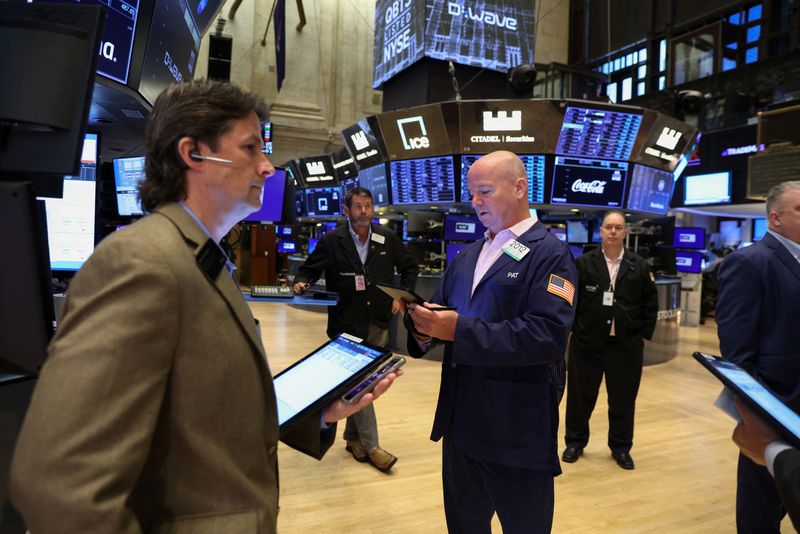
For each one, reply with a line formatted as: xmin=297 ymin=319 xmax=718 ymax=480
xmin=355 ymin=274 xmax=366 ymax=291
xmin=602 ymin=291 xmax=614 ymax=307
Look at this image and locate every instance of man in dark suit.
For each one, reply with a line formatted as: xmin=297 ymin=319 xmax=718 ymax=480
xmin=293 ymin=186 xmax=418 ymax=472
xmin=404 ymin=151 xmax=577 ymax=533
xmin=562 ymin=210 xmax=658 ymax=470
xmin=717 ymin=180 xmax=800 ymax=533
xmin=10 ymin=80 xmax=398 ymax=534
xmin=732 ymin=396 xmax=800 ymax=532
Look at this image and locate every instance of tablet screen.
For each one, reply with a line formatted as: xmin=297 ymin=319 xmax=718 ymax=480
xmin=274 ymin=334 xmax=390 ymax=428
xmin=694 ymin=352 xmax=800 ymax=446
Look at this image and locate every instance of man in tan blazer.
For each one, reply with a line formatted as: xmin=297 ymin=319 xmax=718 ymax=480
xmin=9 ymin=80 xmax=398 ymax=534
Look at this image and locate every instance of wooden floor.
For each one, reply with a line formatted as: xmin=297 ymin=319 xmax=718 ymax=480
xmin=250 ymin=302 xmax=792 ymax=533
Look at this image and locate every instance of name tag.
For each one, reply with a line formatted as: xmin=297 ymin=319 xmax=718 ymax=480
xmin=371 ymin=233 xmax=385 ymax=245
xmin=603 ymin=291 xmax=614 ymax=307
xmin=355 ymin=274 xmax=366 ymax=291
xmin=501 ymin=240 xmax=530 ymax=262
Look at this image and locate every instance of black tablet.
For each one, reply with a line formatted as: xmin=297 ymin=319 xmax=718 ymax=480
xmin=375 ymin=283 xmax=425 ymax=305
xmin=693 ymin=352 xmax=800 ymax=448
xmin=274 ymin=333 xmax=393 ymax=431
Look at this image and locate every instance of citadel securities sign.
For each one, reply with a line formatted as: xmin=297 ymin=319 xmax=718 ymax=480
xmin=458 ymin=100 xmax=556 ymax=154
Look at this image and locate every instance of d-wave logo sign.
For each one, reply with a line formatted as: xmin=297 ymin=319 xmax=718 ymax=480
xmin=571 ymin=180 xmax=607 ymax=194
xmin=397 ymin=116 xmax=429 ymax=150
xmin=447 ymin=2 xmax=518 ymax=30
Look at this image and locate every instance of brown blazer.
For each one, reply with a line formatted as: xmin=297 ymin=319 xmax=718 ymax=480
xmin=10 ymin=203 xmax=333 ymax=533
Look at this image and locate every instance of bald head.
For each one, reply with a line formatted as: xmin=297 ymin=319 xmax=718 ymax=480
xmin=467 ymin=151 xmax=531 ymax=236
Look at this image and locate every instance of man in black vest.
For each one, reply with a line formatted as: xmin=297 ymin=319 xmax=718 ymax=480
xmin=562 ymin=209 xmax=658 ymax=470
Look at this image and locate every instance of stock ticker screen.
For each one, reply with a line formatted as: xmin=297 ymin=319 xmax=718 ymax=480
xmin=550 ymin=156 xmax=628 ymax=208
xmin=556 ymin=106 xmax=642 ymax=161
xmin=390 ymin=156 xmax=456 ymax=204
xmin=626 ymin=164 xmax=674 ymax=214
xmin=460 ymin=154 xmax=545 ymax=203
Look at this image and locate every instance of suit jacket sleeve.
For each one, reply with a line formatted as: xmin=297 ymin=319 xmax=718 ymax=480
xmin=774 ymin=448 xmax=800 ymax=532
xmin=10 ymin=237 xmax=180 ymax=534
xmin=716 ymin=252 xmax=763 ymax=372
xmin=450 ymin=244 xmax=577 ymax=367
xmin=294 ymin=234 xmax=331 ymax=285
xmin=641 ymin=263 xmax=659 ymax=340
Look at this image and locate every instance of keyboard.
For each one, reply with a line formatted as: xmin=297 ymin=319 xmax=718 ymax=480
xmin=251 ymin=285 xmax=294 ymax=299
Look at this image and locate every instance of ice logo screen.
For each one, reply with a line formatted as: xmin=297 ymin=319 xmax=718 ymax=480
xmin=482 ymin=110 xmax=522 ymax=131
xmin=397 ymin=116 xmax=430 ymax=150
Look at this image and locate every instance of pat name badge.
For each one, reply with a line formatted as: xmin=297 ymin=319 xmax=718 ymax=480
xmin=355 ymin=274 xmax=366 ymax=291
xmin=501 ymin=240 xmax=530 ymax=262
xmin=371 ymin=233 xmax=385 ymax=245
xmin=603 ymin=291 xmax=614 ymax=307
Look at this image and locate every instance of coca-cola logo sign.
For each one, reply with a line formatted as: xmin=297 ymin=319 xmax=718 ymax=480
xmin=571 ymin=179 xmax=607 ymax=194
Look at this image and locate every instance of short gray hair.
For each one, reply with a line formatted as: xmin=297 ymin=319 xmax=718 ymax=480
xmin=766 ymin=181 xmax=800 ymax=215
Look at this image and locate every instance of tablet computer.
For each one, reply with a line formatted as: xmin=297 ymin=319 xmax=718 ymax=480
xmin=375 ymin=283 xmax=425 ymax=305
xmin=693 ymin=352 xmax=800 ymax=448
xmin=274 ymin=333 xmax=393 ymax=432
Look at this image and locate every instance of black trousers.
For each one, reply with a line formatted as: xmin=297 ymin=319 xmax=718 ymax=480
xmin=442 ymin=436 xmax=554 ymax=534
xmin=736 ymin=453 xmax=787 ymax=534
xmin=564 ymin=337 xmax=643 ymax=452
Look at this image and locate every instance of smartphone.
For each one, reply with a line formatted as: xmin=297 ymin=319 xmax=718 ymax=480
xmin=375 ymin=283 xmax=456 ymax=312
xmin=341 ymin=356 xmax=406 ymax=404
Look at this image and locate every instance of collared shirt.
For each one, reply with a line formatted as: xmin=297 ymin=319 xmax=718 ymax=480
xmin=178 ymin=201 xmax=237 ymax=276
xmin=768 ymin=229 xmax=800 ymax=264
xmin=602 ymin=246 xmax=625 ymax=336
xmin=472 ymin=216 xmax=537 ymax=296
xmin=348 ymin=222 xmax=372 ymax=265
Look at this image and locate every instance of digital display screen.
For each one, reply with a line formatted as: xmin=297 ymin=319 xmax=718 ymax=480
xmin=277 ymin=239 xmax=297 ymax=254
xmin=674 ymin=227 xmax=705 ymax=249
xmin=458 ymin=96 xmax=554 ymax=155
xmin=294 ymin=155 xmax=337 ymax=188
xmin=305 ymin=187 xmax=342 ymax=217
xmin=556 ymin=106 xmax=642 ymax=161
xmin=424 ymin=0 xmax=536 ymax=77
xmin=550 ymin=156 xmax=628 ymax=208
xmin=357 ymin=163 xmax=391 ymax=206
xmin=138 ymin=0 xmax=201 ymax=104
xmin=262 ymin=121 xmax=273 ymax=155
xmin=443 ymin=213 xmax=485 ymax=241
xmin=331 ymin=147 xmax=359 ymax=182
xmin=372 ymin=0 xmax=426 ymax=87
xmin=460 ymin=154 xmax=545 ymax=203
xmin=341 ymin=117 xmax=386 ymax=169
xmin=549 ymin=226 xmax=567 ymax=242
xmin=753 ymin=218 xmax=767 ymax=240
xmin=377 ymin=105 xmax=453 ymax=160
xmin=390 ymin=156 xmax=456 ymax=204
xmin=445 ymin=241 xmax=468 ymax=265
xmin=39 ymin=133 xmax=98 ymax=271
xmin=635 ymin=112 xmax=695 ymax=171
xmin=626 ymin=164 xmax=674 ymax=214
xmin=675 ymin=250 xmax=703 ymax=273
xmin=243 ymin=168 xmax=287 ymax=223
xmin=114 ymin=155 xmax=146 ymax=217
xmin=567 ymin=220 xmax=589 ymax=244
xmin=308 ymin=237 xmax=319 ymax=254
xmin=275 ymin=224 xmax=293 ymax=237
xmin=684 ymin=172 xmax=731 ymax=205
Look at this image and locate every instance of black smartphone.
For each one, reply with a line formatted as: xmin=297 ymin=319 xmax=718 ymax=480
xmin=341 ymin=356 xmax=406 ymax=404
xmin=375 ymin=283 xmax=456 ymax=311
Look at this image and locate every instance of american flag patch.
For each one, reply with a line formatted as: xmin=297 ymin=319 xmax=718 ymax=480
xmin=547 ymin=274 xmax=575 ymax=306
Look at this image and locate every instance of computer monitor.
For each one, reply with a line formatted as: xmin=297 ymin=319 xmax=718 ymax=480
xmin=331 ymin=147 xmax=359 ymax=182
xmin=673 ymin=227 xmax=706 ymax=249
xmin=626 ymin=164 xmax=674 ymax=214
xmin=114 ymin=155 xmax=146 ymax=217
xmin=719 ymin=219 xmax=742 ymax=247
xmin=684 ymin=172 xmax=732 ymax=205
xmin=567 ymin=220 xmax=589 ymax=244
xmin=407 ymin=211 xmax=444 ymax=236
xmin=304 ymin=187 xmax=342 ymax=217
xmin=0 ymin=181 xmax=56 ymax=375
xmin=460 ymin=154 xmax=546 ymax=203
xmin=261 ymin=121 xmax=274 ymax=155
xmin=39 ymin=132 xmax=99 ymax=271
xmin=357 ymin=163 xmax=391 ymax=206
xmin=390 ymin=156 xmax=456 ymax=205
xmin=445 ymin=242 xmax=469 ymax=265
xmin=275 ymin=224 xmax=293 ymax=238
xmin=443 ymin=213 xmax=486 ymax=242
xmin=277 ymin=239 xmax=297 ymax=254
xmin=549 ymin=226 xmax=567 ymax=242
xmin=242 ymin=168 xmax=287 ymax=223
xmin=675 ymin=250 xmax=703 ymax=273
xmin=307 ymin=237 xmax=319 ymax=254
xmin=555 ymin=106 xmax=643 ymax=161
xmin=550 ymin=156 xmax=628 ymax=208
xmin=753 ymin=218 xmax=768 ymax=240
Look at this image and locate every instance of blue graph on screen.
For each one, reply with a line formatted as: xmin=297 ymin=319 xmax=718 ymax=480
xmin=556 ymin=107 xmax=643 ymax=161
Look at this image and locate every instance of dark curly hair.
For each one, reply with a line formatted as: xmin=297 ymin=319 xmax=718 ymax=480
xmin=138 ymin=79 xmax=269 ymax=213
